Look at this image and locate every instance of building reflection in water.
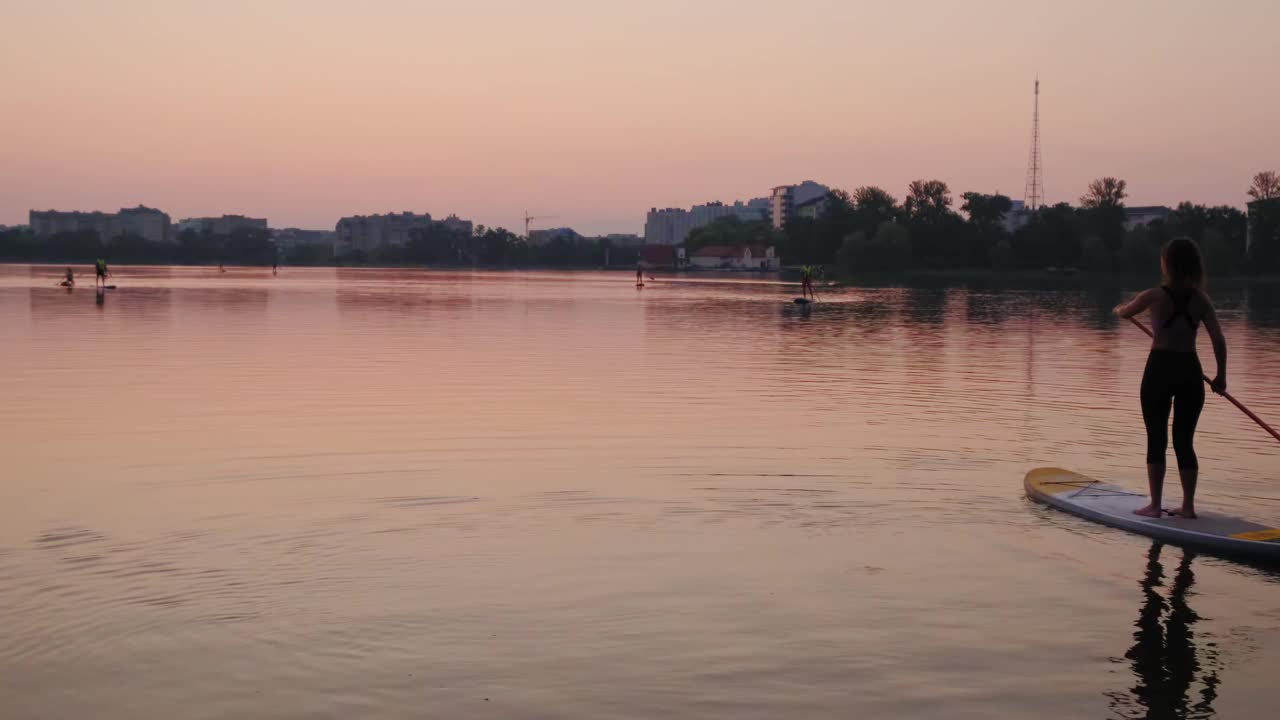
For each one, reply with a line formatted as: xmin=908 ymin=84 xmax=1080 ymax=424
xmin=1108 ymin=542 xmax=1220 ymax=720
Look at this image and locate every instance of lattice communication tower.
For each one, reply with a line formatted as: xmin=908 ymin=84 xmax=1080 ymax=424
xmin=1023 ymin=77 xmax=1044 ymax=211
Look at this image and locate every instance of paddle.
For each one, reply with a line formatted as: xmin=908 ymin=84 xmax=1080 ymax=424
xmin=1128 ymin=316 xmax=1280 ymax=444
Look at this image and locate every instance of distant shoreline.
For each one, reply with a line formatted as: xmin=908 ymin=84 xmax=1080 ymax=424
xmin=787 ymin=266 xmax=1280 ymax=285
xmin=5 ymin=259 xmax=1279 ymax=284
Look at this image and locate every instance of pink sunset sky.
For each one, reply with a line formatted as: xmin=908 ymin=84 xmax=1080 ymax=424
xmin=2 ymin=0 xmax=1277 ymax=235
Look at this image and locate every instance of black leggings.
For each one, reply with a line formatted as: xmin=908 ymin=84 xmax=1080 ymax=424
xmin=1140 ymin=350 xmax=1205 ymax=469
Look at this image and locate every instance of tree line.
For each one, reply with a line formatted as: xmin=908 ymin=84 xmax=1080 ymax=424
xmin=0 ymin=223 xmax=641 ymax=268
xmin=338 ymin=224 xmax=638 ymax=268
xmin=5 ymin=171 xmax=1278 ymax=273
xmin=685 ymin=170 xmax=1280 ymax=274
xmin=0 ymin=226 xmax=279 ymax=265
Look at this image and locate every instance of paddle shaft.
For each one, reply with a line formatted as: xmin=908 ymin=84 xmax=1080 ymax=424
xmin=1127 ymin=316 xmax=1280 ymax=444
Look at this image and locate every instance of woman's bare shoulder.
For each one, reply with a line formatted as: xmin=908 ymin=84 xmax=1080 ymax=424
xmin=1195 ymin=288 xmax=1216 ymax=313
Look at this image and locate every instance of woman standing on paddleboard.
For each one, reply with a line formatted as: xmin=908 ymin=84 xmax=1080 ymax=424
xmin=1114 ymin=237 xmax=1228 ymax=520
xmin=800 ymin=265 xmax=815 ymax=301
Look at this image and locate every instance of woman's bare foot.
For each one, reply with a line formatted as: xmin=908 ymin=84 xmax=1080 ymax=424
xmin=1166 ymin=507 xmax=1197 ymax=519
xmin=1134 ymin=504 xmax=1164 ymax=518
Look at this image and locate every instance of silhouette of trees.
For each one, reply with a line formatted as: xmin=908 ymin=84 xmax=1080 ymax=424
xmin=961 ymin=192 xmax=1014 ymax=230
xmin=407 ymin=223 xmax=470 ymax=264
xmin=838 ymin=222 xmax=911 ymax=271
xmin=1011 ymin=202 xmax=1081 ymax=267
xmin=225 ymin=227 xmax=276 ymax=265
xmin=1078 ymin=177 xmax=1129 ymax=251
xmin=1245 ymin=172 xmax=1280 ymax=271
xmin=1247 ymin=195 xmax=1280 ymax=272
xmin=960 ymin=193 xmax=1014 ymax=268
xmin=851 ymin=186 xmax=899 ymax=228
xmin=780 ymin=190 xmax=859 ymax=264
xmin=1080 ymin=177 xmax=1128 ymax=209
xmin=1248 ymin=170 xmax=1280 ymax=201
xmin=286 ymin=243 xmax=333 ymax=266
xmin=1168 ymin=203 xmax=1247 ymax=274
xmin=899 ymin=180 xmax=966 ymax=266
xmin=685 ymin=216 xmax=782 ymax=254
xmin=4 ymin=173 xmax=1273 ymax=275
xmin=903 ymin=179 xmax=955 ymax=224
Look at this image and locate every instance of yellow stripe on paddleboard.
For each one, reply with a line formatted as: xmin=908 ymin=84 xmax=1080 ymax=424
xmin=1024 ymin=468 xmax=1093 ymax=495
xmin=1231 ymin=528 xmax=1280 ymax=542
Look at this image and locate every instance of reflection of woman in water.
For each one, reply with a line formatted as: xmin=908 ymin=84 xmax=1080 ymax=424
xmin=1108 ymin=542 xmax=1219 ymax=719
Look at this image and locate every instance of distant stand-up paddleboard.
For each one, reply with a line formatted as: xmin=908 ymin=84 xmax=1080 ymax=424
xmin=793 ymin=297 xmax=812 ymax=305
xmin=1025 ymin=468 xmax=1280 ymax=560
xmin=636 ymin=283 xmax=644 ymax=288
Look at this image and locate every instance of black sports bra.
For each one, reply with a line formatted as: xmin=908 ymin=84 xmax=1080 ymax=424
xmin=1161 ymin=286 xmax=1200 ymax=330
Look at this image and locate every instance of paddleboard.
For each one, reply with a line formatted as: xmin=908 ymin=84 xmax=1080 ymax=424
xmin=635 ymin=283 xmax=644 ymax=287
xmin=1025 ymin=468 xmax=1280 ymax=560
xmin=793 ymin=297 xmax=812 ymax=305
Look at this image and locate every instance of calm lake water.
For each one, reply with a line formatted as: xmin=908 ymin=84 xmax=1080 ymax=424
xmin=2 ymin=264 xmax=1279 ymax=719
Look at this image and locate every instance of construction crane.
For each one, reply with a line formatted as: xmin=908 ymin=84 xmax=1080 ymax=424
xmin=523 ymin=211 xmax=558 ymax=239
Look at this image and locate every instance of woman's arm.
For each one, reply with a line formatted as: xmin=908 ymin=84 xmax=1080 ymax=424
xmin=1113 ymin=288 xmax=1157 ymax=319
xmin=1201 ymin=297 xmax=1227 ymax=394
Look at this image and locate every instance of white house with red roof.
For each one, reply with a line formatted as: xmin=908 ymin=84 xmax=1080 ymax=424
xmin=689 ymin=244 xmax=779 ymax=270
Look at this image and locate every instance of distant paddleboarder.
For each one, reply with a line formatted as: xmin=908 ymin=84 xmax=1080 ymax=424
xmin=800 ymin=265 xmax=816 ymax=301
xmin=94 ymin=258 xmax=109 ymax=288
xmin=636 ymin=265 xmax=643 ymax=285
xmin=1113 ymin=237 xmax=1227 ymax=520
xmin=61 ymin=267 xmax=75 ymax=287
